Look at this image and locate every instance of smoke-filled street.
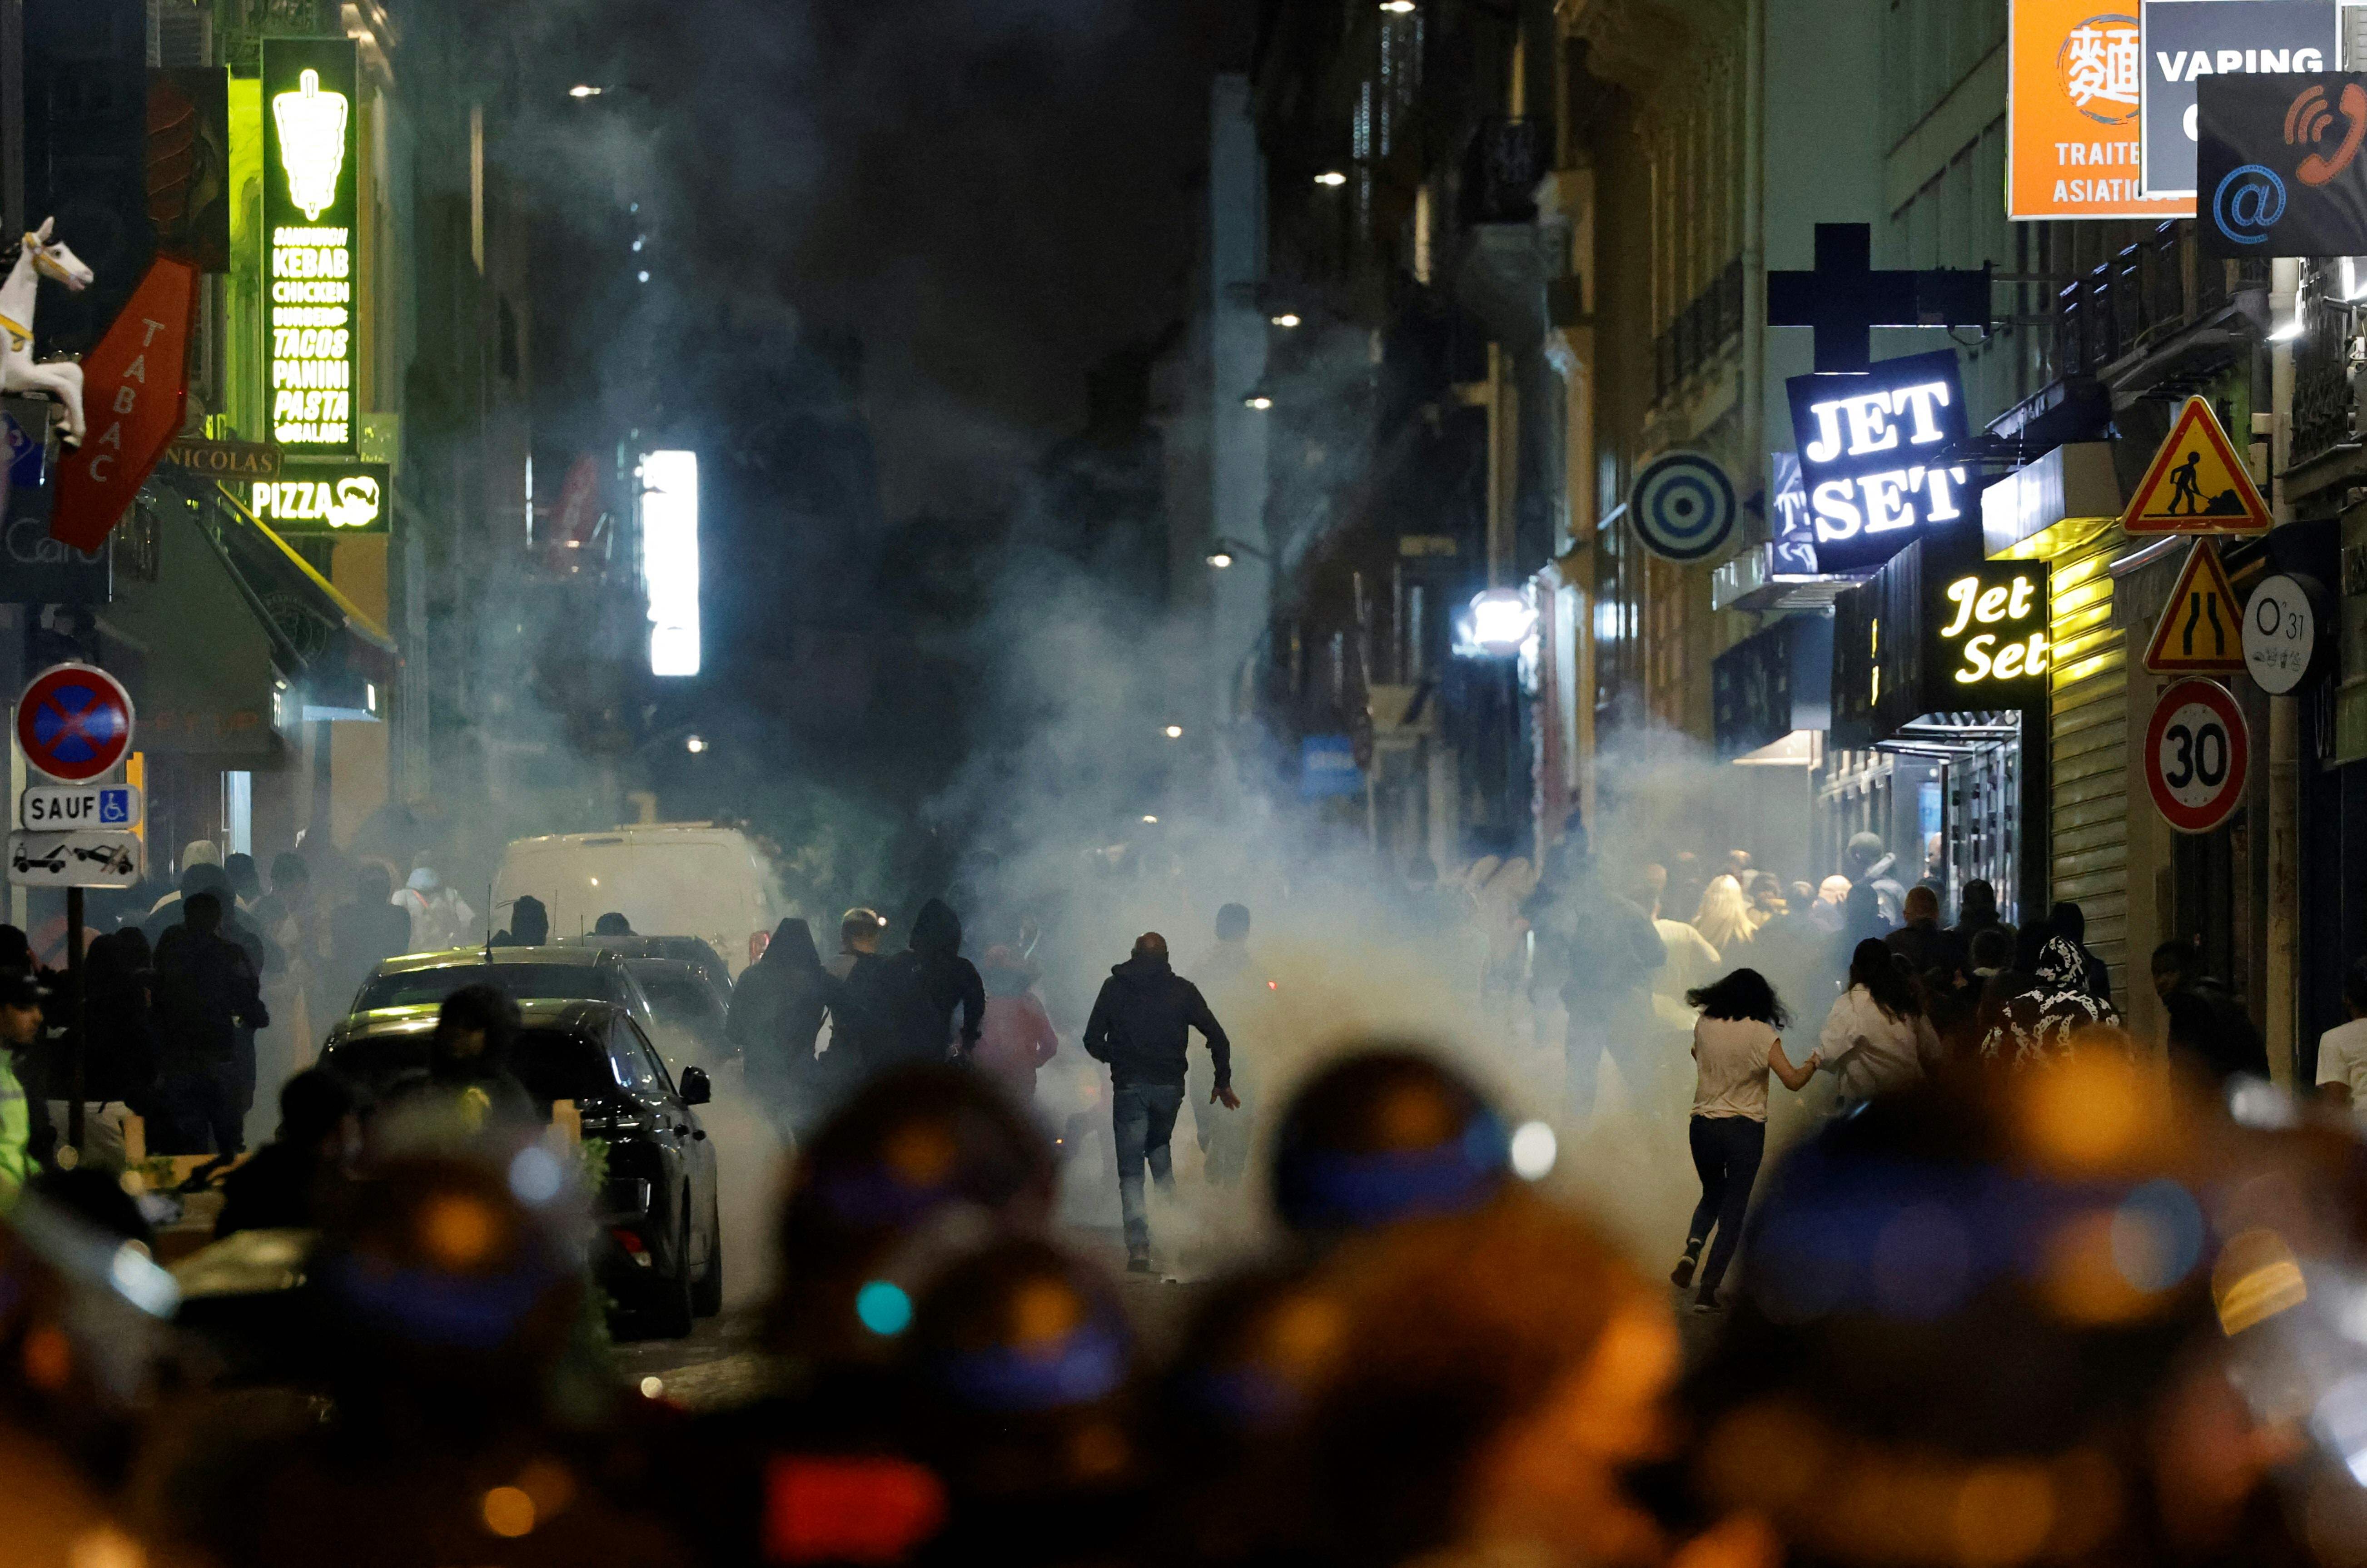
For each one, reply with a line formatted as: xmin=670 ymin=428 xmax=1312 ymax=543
xmin=14 ymin=0 xmax=2367 ymax=1565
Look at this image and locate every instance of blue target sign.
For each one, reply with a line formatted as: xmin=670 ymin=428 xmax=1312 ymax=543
xmin=1630 ymin=451 xmax=1738 ymax=563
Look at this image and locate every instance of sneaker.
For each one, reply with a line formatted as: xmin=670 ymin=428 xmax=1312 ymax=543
xmin=1126 ymin=1253 xmax=1154 ymax=1275
xmin=1671 ymin=1251 xmax=1700 ymax=1289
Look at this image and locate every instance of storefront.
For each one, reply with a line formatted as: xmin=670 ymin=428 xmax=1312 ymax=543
xmin=1829 ymin=531 xmax=2052 ymax=925
xmin=1710 ymin=612 xmax=1832 ymax=888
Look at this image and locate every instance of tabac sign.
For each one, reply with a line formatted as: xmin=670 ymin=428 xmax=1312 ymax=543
xmin=261 ymin=40 xmax=359 ymax=458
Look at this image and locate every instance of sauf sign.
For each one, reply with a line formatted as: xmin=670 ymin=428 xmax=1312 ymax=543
xmin=1786 ymin=350 xmax=1972 ymax=573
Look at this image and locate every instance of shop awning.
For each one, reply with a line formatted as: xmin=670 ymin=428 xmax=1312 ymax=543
xmin=171 ymin=474 xmax=398 ymax=721
xmin=1712 ymin=613 xmax=1832 ymax=760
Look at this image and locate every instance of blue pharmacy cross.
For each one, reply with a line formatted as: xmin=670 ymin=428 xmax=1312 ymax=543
xmin=1767 ymin=224 xmax=1991 ymax=374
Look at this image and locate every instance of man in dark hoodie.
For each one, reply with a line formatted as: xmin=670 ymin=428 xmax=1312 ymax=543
xmin=865 ymin=898 xmax=985 ymax=1076
xmin=1083 ymin=931 xmax=1235 ymax=1272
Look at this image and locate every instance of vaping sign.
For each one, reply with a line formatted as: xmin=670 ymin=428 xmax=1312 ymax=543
xmin=260 ymin=39 xmax=359 ymax=457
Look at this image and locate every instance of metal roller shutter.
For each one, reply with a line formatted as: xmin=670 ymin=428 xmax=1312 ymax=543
xmin=2049 ymin=521 xmax=2129 ymax=994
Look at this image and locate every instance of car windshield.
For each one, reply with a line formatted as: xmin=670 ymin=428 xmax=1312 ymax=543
xmin=325 ymin=1027 xmax=618 ymax=1103
xmin=637 ymin=975 xmax=722 ymax=1027
xmin=352 ymin=963 xmax=613 ymax=1014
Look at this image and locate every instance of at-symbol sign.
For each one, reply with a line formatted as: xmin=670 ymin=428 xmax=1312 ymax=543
xmin=2213 ymin=164 xmax=2287 ymax=245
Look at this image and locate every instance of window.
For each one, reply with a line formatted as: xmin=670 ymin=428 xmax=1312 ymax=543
xmin=353 ymin=963 xmax=611 ymax=1013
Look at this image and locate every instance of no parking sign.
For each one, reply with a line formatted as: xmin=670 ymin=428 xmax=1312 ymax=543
xmin=15 ymin=664 xmax=134 ymax=783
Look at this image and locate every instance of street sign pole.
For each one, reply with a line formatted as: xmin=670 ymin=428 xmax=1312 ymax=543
xmin=64 ymin=884 xmax=81 ymax=1156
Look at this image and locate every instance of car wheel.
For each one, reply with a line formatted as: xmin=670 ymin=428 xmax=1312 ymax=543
xmin=646 ymin=1195 xmax=695 ymax=1340
xmin=691 ymin=1189 xmax=723 ymax=1318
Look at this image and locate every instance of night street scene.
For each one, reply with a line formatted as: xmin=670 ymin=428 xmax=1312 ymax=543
xmin=24 ymin=0 xmax=2367 ymax=1565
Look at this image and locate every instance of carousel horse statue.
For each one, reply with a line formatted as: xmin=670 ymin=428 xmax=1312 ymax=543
xmin=0 ymin=218 xmax=95 ymax=447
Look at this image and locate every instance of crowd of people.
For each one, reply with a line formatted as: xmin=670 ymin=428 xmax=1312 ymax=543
xmin=2 ymin=983 xmax=2366 ymax=1568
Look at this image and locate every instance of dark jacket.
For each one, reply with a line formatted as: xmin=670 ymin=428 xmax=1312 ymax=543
xmin=2165 ymin=978 xmax=2268 ymax=1083
xmin=215 ymin=1141 xmax=329 ymax=1236
xmin=729 ymin=923 xmax=840 ymax=1086
xmin=1885 ymin=920 xmax=1968 ymax=978
xmin=1083 ymin=954 xmax=1232 ymax=1089
xmin=328 ymin=898 xmax=412 ymax=1009
xmin=868 ymin=900 xmax=985 ymax=1071
xmin=153 ymin=928 xmax=267 ymax=1069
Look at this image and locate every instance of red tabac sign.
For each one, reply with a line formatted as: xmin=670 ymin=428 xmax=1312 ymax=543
xmin=48 ymin=256 xmax=199 ymax=551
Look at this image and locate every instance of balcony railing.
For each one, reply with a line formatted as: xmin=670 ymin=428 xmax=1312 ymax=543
xmin=1652 ymin=258 xmax=1745 ymax=404
xmin=2048 ymin=225 xmax=2266 ymax=382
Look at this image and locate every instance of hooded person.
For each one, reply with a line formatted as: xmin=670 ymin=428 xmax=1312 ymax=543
xmin=383 ymin=983 xmax=538 ymax=1138
xmin=1948 ymin=876 xmax=2011 ymax=948
xmin=1083 ymin=932 xmax=1235 ymax=1272
xmin=728 ymin=917 xmax=843 ymax=1135
xmin=1979 ymin=936 xmax=2125 ymax=1070
xmin=149 ymin=892 xmax=267 ymax=1158
xmin=863 ymin=898 xmax=985 ymax=1076
xmin=392 ymin=863 xmax=475 ymax=953
xmin=491 ymin=894 xmax=549 ymax=948
xmin=328 ymin=865 xmax=413 ymax=1014
xmin=1843 ymin=832 xmax=1906 ymax=928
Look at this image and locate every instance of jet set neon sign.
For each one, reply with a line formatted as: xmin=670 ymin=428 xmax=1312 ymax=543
xmin=1937 ymin=571 xmax=2049 ymax=685
xmin=1785 ymin=350 xmax=1971 ymax=573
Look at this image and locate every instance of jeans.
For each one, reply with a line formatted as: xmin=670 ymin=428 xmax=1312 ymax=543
xmin=153 ymin=1064 xmax=245 ymax=1156
xmin=1684 ymin=1114 xmax=1767 ymax=1300
xmin=1110 ymin=1079 xmax=1185 ymax=1255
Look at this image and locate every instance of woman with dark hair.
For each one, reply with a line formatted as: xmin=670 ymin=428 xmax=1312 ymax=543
xmin=1816 ymin=937 xmax=1942 ymax=1110
xmin=1674 ymin=968 xmax=1820 ymax=1312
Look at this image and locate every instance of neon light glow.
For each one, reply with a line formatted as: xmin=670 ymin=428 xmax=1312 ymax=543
xmin=641 ymin=451 xmax=701 ymax=677
xmin=264 ymin=44 xmax=361 ymax=455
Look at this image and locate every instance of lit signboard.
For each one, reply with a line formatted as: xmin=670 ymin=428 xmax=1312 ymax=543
xmin=248 ymin=461 xmax=387 ymax=533
xmin=2139 ymin=0 xmax=2337 ymax=200
xmin=1785 ymin=350 xmax=1973 ymax=574
xmin=2007 ymin=0 xmax=2191 ymax=218
xmin=261 ymin=40 xmax=359 ymax=458
xmin=640 ymin=450 xmax=701 ymax=677
xmin=1932 ymin=563 xmax=2051 ymax=698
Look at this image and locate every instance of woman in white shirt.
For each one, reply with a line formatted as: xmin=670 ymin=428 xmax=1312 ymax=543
xmin=1673 ymin=968 xmax=1819 ymax=1312
xmin=1818 ymin=938 xmax=1943 ymax=1109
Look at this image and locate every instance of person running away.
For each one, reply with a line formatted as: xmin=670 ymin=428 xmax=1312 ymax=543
xmin=1818 ymin=938 xmax=1941 ymax=1108
xmin=1673 ymin=967 xmax=1819 ymax=1312
xmin=1083 ymin=932 xmax=1235 ymax=1272
xmin=1981 ymin=936 xmax=2124 ymax=1071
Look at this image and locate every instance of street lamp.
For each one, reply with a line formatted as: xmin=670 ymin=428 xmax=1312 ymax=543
xmin=1314 ymin=170 xmax=1348 ymax=187
xmin=1243 ymin=392 xmax=1273 ymax=410
xmin=1459 ymin=588 xmax=1538 ymax=658
xmin=1270 ymin=312 xmax=1302 ymax=328
xmin=1141 ymin=814 xmax=1160 ymax=824
xmin=685 ymin=734 xmax=707 ymax=754
xmin=1379 ymin=1 xmax=1417 ymax=12
xmin=568 ymin=84 xmax=603 ymax=98
xmin=1164 ymin=724 xmax=1184 ymax=739
xmin=1205 ymin=537 xmax=1273 ymax=570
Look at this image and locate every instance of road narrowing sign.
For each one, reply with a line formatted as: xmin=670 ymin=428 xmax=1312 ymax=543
xmin=2142 ymin=538 xmax=2247 ymax=675
xmin=2144 ymin=677 xmax=2251 ymax=834
xmin=15 ymin=665 xmax=134 ymax=783
xmin=2122 ymin=396 xmax=2271 ymax=535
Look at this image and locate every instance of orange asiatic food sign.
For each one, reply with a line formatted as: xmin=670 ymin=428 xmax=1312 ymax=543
xmin=2008 ymin=0 xmax=2194 ymax=220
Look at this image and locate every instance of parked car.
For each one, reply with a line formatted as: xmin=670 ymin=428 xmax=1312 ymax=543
xmin=497 ymin=824 xmax=786 ymax=977
xmin=322 ymin=997 xmax=722 ymax=1337
xmin=332 ymin=945 xmax=663 ymax=1043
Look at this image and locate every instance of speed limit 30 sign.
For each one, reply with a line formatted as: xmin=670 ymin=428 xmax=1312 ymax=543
xmin=2145 ymin=678 xmax=2251 ymax=834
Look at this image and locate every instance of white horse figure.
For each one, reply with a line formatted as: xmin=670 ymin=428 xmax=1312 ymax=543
xmin=0 ymin=218 xmax=94 ymax=447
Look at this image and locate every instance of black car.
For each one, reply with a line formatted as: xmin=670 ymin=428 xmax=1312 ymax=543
xmin=323 ymin=997 xmax=723 ymax=1338
xmin=336 ymin=945 xmax=665 ymax=1042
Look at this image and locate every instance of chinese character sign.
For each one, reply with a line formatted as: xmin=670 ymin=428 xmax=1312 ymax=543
xmin=260 ymin=40 xmax=359 ymax=457
xmin=2009 ymin=0 xmax=2193 ymax=218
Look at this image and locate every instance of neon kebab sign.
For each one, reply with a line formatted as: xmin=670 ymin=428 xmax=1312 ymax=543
xmin=263 ymin=43 xmax=360 ymax=456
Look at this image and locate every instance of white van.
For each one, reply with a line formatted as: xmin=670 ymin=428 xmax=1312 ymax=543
xmin=496 ymin=824 xmax=787 ymax=977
